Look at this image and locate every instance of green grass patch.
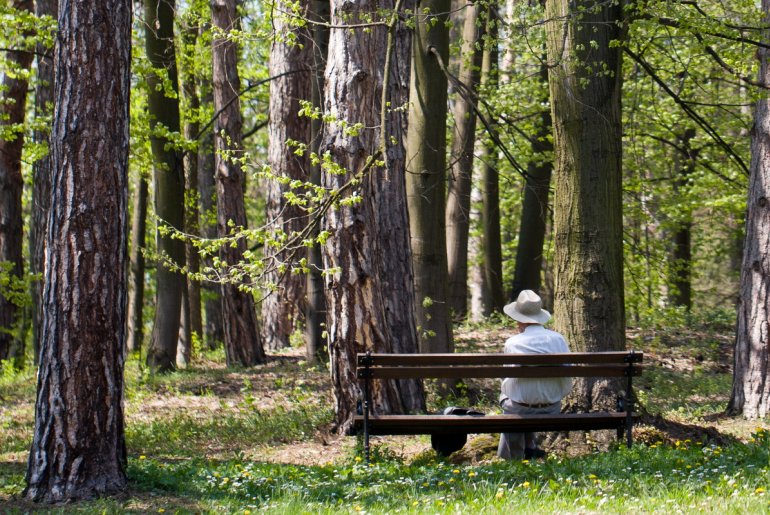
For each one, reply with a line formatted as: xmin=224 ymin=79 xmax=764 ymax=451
xmin=116 ymin=429 xmax=770 ymax=513
xmin=127 ymin=403 xmax=333 ymax=458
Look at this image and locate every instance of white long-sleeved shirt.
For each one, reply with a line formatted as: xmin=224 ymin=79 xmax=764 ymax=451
xmin=500 ymin=324 xmax=573 ymax=405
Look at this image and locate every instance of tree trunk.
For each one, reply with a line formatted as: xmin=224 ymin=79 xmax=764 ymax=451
xmin=0 ymin=0 xmax=34 ymax=364
xmin=445 ymin=2 xmax=484 ymax=319
xmin=479 ymin=4 xmax=505 ymax=315
xmin=512 ymin=56 xmax=553 ymax=301
xmin=728 ymin=1 xmax=770 ymax=419
xmin=126 ymin=174 xmax=148 ymax=354
xmin=262 ymin=0 xmax=313 ymax=350
xmin=144 ymin=0 xmax=186 ymax=372
xmin=321 ymin=0 xmax=424 ymax=432
xmin=546 ymin=0 xmax=625 ymax=414
xmin=198 ymin=69 xmax=225 ymax=350
xmin=30 ymin=0 xmax=57 ymax=366
xmin=177 ymin=18 xmax=205 ymax=365
xmin=670 ymin=128 xmax=696 ymax=311
xmin=405 ymin=0 xmax=455 ymax=354
xmin=212 ymin=0 xmax=265 ymax=367
xmin=24 ymin=0 xmax=130 ymax=500
xmin=306 ymin=0 xmax=330 ymax=364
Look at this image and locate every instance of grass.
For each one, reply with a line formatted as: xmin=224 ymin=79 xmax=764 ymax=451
xmin=0 ymin=324 xmax=769 ymax=513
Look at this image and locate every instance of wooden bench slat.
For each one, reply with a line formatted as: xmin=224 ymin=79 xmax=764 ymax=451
xmin=366 ymin=364 xmax=643 ymax=379
xmin=359 ymin=352 xmax=643 ymax=367
xmin=352 ymin=413 xmax=634 ymax=435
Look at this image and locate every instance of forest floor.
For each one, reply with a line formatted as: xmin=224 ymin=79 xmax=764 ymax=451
xmin=1 ymin=321 xmax=767 ymax=513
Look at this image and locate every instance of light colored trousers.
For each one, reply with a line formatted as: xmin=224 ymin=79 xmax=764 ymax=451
xmin=497 ymin=397 xmax=561 ymax=459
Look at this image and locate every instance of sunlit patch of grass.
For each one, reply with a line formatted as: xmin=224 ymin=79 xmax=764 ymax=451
xmin=120 ymin=429 xmax=770 ymax=513
xmin=638 ymin=367 xmax=731 ymax=419
xmin=126 ymin=403 xmax=334 ymax=458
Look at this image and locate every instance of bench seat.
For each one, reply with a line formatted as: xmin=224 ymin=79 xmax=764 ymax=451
xmin=353 ymin=412 xmax=635 ymax=435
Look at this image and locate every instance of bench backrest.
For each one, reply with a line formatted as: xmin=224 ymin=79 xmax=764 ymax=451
xmin=356 ymin=351 xmax=643 ymax=380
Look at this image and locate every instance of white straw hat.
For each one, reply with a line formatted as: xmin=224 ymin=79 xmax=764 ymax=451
xmin=503 ymin=290 xmax=551 ymax=324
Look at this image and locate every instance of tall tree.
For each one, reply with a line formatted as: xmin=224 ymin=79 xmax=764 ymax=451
xmin=321 ymin=0 xmax=424 ymax=431
xmin=212 ymin=0 xmax=265 ymax=366
xmin=405 ymin=0 xmax=454 ymax=353
xmin=546 ymin=0 xmax=625 ymax=411
xmin=306 ymin=0 xmax=330 ymax=363
xmin=728 ymin=0 xmax=770 ymax=419
xmin=144 ymin=0 xmax=186 ymax=372
xmin=30 ymin=0 xmax=57 ymax=365
xmin=669 ymin=128 xmax=697 ymax=311
xmin=445 ymin=2 xmax=485 ymax=318
xmin=197 ymin=41 xmax=225 ymax=349
xmin=126 ymin=174 xmax=148 ymax=353
xmin=478 ymin=4 xmax=505 ymax=314
xmin=262 ymin=0 xmax=313 ymax=350
xmin=24 ymin=0 xmax=131 ymax=500
xmin=178 ymin=14 xmax=205 ymax=366
xmin=0 ymin=0 xmax=34 ymax=364
xmin=511 ymin=49 xmax=553 ymax=300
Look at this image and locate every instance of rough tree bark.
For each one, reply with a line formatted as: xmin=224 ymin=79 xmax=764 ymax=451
xmin=321 ymin=0 xmax=424 ymax=432
xmin=262 ymin=0 xmax=313 ymax=350
xmin=24 ymin=0 xmax=131 ymax=500
xmin=728 ymin=1 xmax=770 ymax=419
xmin=446 ymin=1 xmax=484 ymax=319
xmin=405 ymin=0 xmax=455 ymax=354
xmin=546 ymin=0 xmax=625 ymax=414
xmin=144 ymin=0 xmax=186 ymax=372
xmin=30 ymin=0 xmax=57 ymax=365
xmin=212 ymin=0 xmax=265 ymax=366
xmin=0 ymin=0 xmax=34 ymax=364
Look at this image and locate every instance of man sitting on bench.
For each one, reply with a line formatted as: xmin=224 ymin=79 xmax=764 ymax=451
xmin=498 ymin=290 xmax=573 ymax=460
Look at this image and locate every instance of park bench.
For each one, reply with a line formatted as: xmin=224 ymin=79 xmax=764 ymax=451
xmin=352 ymin=351 xmax=643 ymax=462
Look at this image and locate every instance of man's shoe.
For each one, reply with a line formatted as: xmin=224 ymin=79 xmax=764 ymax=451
xmin=524 ymin=447 xmax=547 ymax=460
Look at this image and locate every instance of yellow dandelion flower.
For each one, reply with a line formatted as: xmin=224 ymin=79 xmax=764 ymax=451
xmin=522 ymin=481 xmax=530 ymax=489
xmin=468 ymin=471 xmax=477 ymax=477
xmin=453 ymin=469 xmax=460 ymax=474
xmin=756 ymin=487 xmax=766 ymax=494
xmin=495 ymin=490 xmax=505 ymax=500
xmin=355 ymin=456 xmax=362 ymax=462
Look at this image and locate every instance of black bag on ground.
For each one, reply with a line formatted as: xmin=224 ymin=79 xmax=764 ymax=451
xmin=430 ymin=407 xmax=485 ymax=456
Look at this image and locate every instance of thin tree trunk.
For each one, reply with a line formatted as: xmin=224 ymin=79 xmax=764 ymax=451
xmin=0 ymin=0 xmax=34 ymax=364
xmin=24 ymin=0 xmax=131 ymax=500
xmin=512 ymin=55 xmax=553 ymax=300
xmin=321 ymin=0 xmax=424 ymax=432
xmin=546 ymin=0 xmax=625 ymax=415
xmin=670 ymin=128 xmax=696 ymax=311
xmin=198 ymin=69 xmax=225 ymax=350
xmin=263 ymin=0 xmax=313 ymax=350
xmin=446 ymin=1 xmax=484 ymax=318
xmin=306 ymin=0 xmax=330 ymax=364
xmin=479 ymin=3 xmax=504 ymax=314
xmin=30 ymin=0 xmax=57 ymax=366
xmin=405 ymin=0 xmax=454 ymax=354
xmin=177 ymin=19 xmax=205 ymax=365
xmin=212 ymin=0 xmax=265 ymax=367
xmin=126 ymin=174 xmax=148 ymax=354
xmin=728 ymin=1 xmax=770 ymax=419
xmin=144 ymin=0 xmax=186 ymax=372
